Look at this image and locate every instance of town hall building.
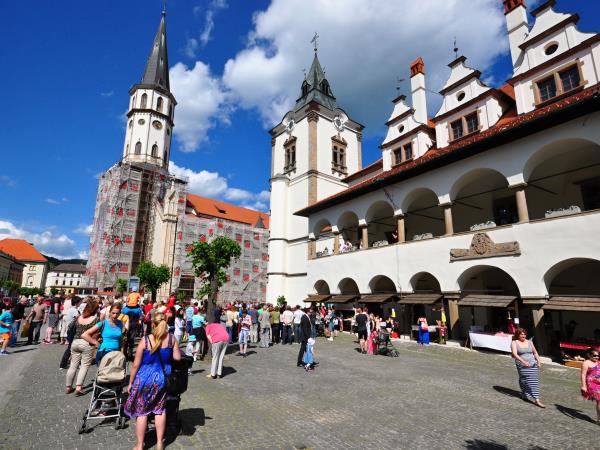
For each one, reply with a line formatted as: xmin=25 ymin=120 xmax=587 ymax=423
xmin=266 ymin=0 xmax=600 ymax=357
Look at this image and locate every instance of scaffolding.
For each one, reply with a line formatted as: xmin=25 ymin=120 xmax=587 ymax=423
xmin=83 ymin=161 xmax=174 ymax=291
xmin=172 ymin=215 xmax=269 ymax=304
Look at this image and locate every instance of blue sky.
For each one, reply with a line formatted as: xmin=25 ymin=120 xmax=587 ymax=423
xmin=0 ymin=0 xmax=597 ymax=259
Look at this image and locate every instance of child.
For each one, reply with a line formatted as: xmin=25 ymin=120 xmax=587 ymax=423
xmin=303 ymin=337 xmax=316 ymax=371
xmin=0 ymin=304 xmax=14 ymax=355
xmin=185 ymin=334 xmax=197 ymax=373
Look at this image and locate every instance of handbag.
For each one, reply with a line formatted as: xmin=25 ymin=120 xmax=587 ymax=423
xmin=21 ymin=321 xmax=30 ymax=338
xmin=156 ymin=335 xmax=178 ymax=395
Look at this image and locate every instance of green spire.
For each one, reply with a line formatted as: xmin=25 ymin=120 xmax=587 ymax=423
xmin=140 ymin=12 xmax=170 ymax=92
xmin=295 ymin=52 xmax=336 ymax=111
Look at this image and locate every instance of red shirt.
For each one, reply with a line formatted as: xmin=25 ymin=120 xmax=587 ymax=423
xmin=205 ymin=323 xmax=229 ymax=343
xmin=166 ymin=295 xmax=176 ymax=310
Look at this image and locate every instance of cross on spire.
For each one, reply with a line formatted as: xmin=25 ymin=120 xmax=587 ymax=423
xmin=162 ymin=0 xmax=167 ymax=15
xmin=453 ymin=37 xmax=459 ymax=59
xmin=310 ymin=32 xmax=319 ymax=53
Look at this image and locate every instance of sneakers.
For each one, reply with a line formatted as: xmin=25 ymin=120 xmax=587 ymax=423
xmin=0 ymin=350 xmax=8 ymax=356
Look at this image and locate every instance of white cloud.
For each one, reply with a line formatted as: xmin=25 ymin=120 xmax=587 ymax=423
xmin=0 ymin=220 xmax=83 ymax=259
xmin=75 ymin=224 xmax=93 ymax=236
xmin=199 ymin=0 xmax=228 ymax=47
xmin=169 ymin=61 xmax=231 ymax=152
xmin=45 ymin=197 xmax=68 ymax=205
xmin=169 ymin=161 xmax=269 ymax=211
xmin=221 ymin=0 xmax=509 ymax=130
xmin=100 ymin=90 xmax=114 ymax=97
xmin=0 ymin=175 xmax=16 ymax=187
xmin=184 ymin=38 xmax=199 ymax=59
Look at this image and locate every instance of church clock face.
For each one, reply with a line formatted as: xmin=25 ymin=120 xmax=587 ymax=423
xmin=138 ymin=119 xmax=145 ymax=125
xmin=152 ymin=120 xmax=163 ymax=130
xmin=285 ymin=119 xmax=295 ymax=134
xmin=333 ymin=115 xmax=344 ymax=132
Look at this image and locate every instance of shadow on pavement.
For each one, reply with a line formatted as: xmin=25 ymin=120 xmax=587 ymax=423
xmin=9 ymin=348 xmax=37 ymax=354
xmin=180 ymin=407 xmax=211 ymax=435
xmin=555 ymin=403 xmax=595 ymax=423
xmin=492 ymin=385 xmax=522 ymax=399
xmin=464 ymin=439 xmax=508 ymax=450
xmin=220 ymin=366 xmax=237 ymax=378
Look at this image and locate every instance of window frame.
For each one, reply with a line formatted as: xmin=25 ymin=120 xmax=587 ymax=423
xmin=283 ymin=136 xmax=297 ymax=174
xmin=533 ymin=61 xmax=585 ymax=107
xmin=403 ymin=142 xmax=413 ymax=161
xmin=331 ymin=142 xmax=347 ymax=175
xmin=449 ymin=109 xmax=481 ymax=142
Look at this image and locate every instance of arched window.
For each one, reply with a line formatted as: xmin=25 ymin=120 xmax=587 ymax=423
xmin=163 ymin=150 xmax=168 ymax=162
xmin=301 ymin=80 xmax=310 ymax=96
xmin=157 ymin=97 xmax=163 ymax=112
xmin=151 ymin=144 xmax=158 ymax=157
xmin=135 ymin=141 xmax=142 ymax=155
xmin=141 ymin=93 xmax=147 ymax=109
xmin=168 ymin=105 xmax=173 ymax=118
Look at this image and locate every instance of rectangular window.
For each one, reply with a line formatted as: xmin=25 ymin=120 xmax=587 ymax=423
xmin=466 ymin=113 xmax=479 ymax=134
xmin=393 ymin=148 xmax=402 ymax=165
xmin=331 ymin=144 xmax=347 ymax=174
xmin=560 ymin=66 xmax=580 ymax=93
xmin=403 ymin=143 xmax=413 ymax=161
xmin=284 ymin=145 xmax=296 ymax=172
xmin=451 ymin=120 xmax=463 ymax=140
xmin=537 ymin=76 xmax=557 ymax=102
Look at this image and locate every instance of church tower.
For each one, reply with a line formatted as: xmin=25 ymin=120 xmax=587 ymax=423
xmin=122 ymin=10 xmax=176 ymax=169
xmin=266 ymin=46 xmax=364 ymax=305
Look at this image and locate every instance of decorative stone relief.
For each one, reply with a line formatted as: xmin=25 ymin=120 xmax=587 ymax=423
xmin=469 ymin=220 xmax=496 ymax=231
xmin=545 ymin=205 xmax=581 ymax=218
xmin=450 ymin=233 xmax=520 ymax=261
xmin=413 ymin=233 xmax=433 ymax=241
xmin=372 ymin=240 xmax=389 ymax=248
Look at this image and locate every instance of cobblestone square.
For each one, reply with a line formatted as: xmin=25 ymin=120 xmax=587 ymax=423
xmin=0 ymin=334 xmax=597 ymax=449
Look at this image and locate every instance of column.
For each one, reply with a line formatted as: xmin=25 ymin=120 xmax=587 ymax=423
xmin=333 ymin=232 xmax=340 ymax=255
xmin=531 ymin=306 xmax=548 ymax=356
xmin=444 ymin=292 xmax=461 ymax=340
xmin=514 ymin=185 xmax=530 ymax=223
xmin=395 ymin=214 xmax=405 ymax=243
xmin=442 ymin=204 xmax=454 ymax=236
xmin=308 ymin=238 xmax=316 ymax=260
xmin=360 ymin=225 xmax=368 ymax=249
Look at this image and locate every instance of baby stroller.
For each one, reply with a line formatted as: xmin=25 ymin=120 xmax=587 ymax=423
xmin=375 ymin=330 xmax=400 ymax=357
xmin=79 ymin=351 xmax=128 ymax=434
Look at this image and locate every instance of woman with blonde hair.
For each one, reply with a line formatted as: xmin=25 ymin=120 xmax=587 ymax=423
xmin=124 ymin=312 xmax=181 ymax=450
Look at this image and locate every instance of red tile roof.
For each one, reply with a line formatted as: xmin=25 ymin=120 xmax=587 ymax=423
xmin=0 ymin=239 xmax=47 ymax=262
xmin=342 ymin=158 xmax=383 ymax=183
xmin=186 ymin=193 xmax=270 ymax=229
xmin=296 ymin=84 xmax=600 ymax=217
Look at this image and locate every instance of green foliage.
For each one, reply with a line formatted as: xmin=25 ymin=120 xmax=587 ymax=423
xmin=135 ymin=261 xmax=171 ymax=301
xmin=18 ymin=287 xmax=43 ymax=297
xmin=188 ymin=236 xmax=241 ymax=322
xmin=116 ymin=278 xmax=128 ymax=294
xmin=50 ymin=287 xmax=58 ymax=295
xmin=276 ymin=295 xmax=286 ymax=307
xmin=176 ymin=291 xmax=186 ymax=303
xmin=2 ymin=280 xmax=20 ymax=295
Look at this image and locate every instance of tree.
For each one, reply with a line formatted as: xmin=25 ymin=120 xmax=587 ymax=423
xmin=176 ymin=291 xmax=186 ymax=303
xmin=276 ymin=295 xmax=286 ymax=308
xmin=135 ymin=261 xmax=171 ymax=302
xmin=188 ymin=236 xmax=241 ymax=323
xmin=50 ymin=287 xmax=58 ymax=296
xmin=116 ymin=278 xmax=128 ymax=295
xmin=2 ymin=280 xmax=20 ymax=296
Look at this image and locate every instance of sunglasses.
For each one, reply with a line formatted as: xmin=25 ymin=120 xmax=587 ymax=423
xmin=591 ymin=354 xmax=599 ymax=358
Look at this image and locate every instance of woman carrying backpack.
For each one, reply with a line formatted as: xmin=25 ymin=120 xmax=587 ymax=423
xmin=125 ymin=312 xmax=181 ymax=450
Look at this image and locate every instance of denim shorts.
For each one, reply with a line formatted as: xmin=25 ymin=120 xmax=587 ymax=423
xmin=239 ymin=329 xmax=249 ymax=344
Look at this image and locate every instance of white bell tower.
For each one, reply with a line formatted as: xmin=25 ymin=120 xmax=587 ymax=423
xmin=266 ymin=47 xmax=364 ymax=305
xmin=122 ymin=10 xmax=176 ymax=169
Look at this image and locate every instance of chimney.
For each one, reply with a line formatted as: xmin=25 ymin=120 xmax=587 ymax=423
xmin=410 ymin=57 xmax=427 ymax=125
xmin=503 ymin=0 xmax=529 ymax=66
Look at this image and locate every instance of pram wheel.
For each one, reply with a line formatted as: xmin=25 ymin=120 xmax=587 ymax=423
xmin=115 ymin=416 xmax=125 ymax=429
xmin=78 ymin=418 xmax=87 ymax=434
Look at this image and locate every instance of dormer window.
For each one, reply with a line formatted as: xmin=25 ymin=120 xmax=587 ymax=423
xmin=301 ymin=80 xmax=310 ymax=96
xmin=534 ymin=63 xmax=583 ymax=105
xmin=404 ymin=143 xmax=413 ymax=161
xmin=451 ymin=119 xmax=464 ymax=141
xmin=466 ymin=112 xmax=479 ymax=134
xmin=393 ymin=148 xmax=402 ymax=166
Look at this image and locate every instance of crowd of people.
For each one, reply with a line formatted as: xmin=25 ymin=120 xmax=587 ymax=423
xmin=1 ymin=291 xmax=600 ymax=442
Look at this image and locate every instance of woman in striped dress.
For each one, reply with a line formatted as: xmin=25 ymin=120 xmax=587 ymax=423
xmin=510 ymin=328 xmax=545 ymax=408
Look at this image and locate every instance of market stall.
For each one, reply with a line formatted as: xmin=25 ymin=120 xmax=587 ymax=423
xmin=399 ymin=294 xmax=443 ymax=341
xmin=459 ymin=294 xmax=518 ymax=351
xmin=328 ymin=295 xmax=359 ymax=330
xmin=303 ymin=294 xmax=331 ymax=304
xmin=542 ymin=296 xmax=600 ymax=367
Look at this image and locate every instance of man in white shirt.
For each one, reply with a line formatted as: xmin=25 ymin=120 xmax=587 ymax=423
xmin=281 ymin=306 xmax=294 ymax=345
xmin=293 ymin=306 xmax=304 ymax=344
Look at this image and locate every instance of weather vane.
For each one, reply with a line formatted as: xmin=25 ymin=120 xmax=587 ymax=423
xmin=311 ymin=32 xmax=319 ymax=53
xmin=453 ymin=37 xmax=459 ymax=59
xmin=162 ymin=0 xmax=167 ymax=14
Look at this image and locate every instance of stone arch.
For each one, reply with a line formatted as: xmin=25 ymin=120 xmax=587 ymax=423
xmin=336 ymin=211 xmax=360 ymax=250
xmin=523 ymin=138 xmax=600 ymax=220
xmin=313 ymin=280 xmax=331 ymax=295
xmin=313 ymin=218 xmax=334 ymax=257
xmin=369 ymin=275 xmax=398 ymax=294
xmin=457 ymin=265 xmax=520 ymax=297
xmin=338 ymin=277 xmax=360 ymax=295
xmin=409 ymin=272 xmax=441 ymax=293
xmin=450 ymin=168 xmax=513 ymax=233
xmin=365 ymin=200 xmax=395 ymax=247
xmin=544 ymin=258 xmax=600 ymax=296
xmin=402 ymin=187 xmax=444 ymax=240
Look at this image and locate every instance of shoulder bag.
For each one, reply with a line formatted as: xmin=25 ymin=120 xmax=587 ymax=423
xmin=156 ymin=334 xmax=178 ymax=395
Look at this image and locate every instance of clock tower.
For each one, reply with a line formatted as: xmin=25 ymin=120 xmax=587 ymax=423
xmin=122 ymin=10 xmax=176 ymax=169
xmin=266 ymin=48 xmax=364 ymax=305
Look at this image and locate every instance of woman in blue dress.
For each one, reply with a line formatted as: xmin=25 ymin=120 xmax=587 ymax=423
xmin=125 ymin=312 xmax=181 ymax=450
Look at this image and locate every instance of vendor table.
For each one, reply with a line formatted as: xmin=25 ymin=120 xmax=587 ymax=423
xmin=559 ymin=342 xmax=589 ymax=350
xmin=468 ymin=332 xmax=513 ymax=353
